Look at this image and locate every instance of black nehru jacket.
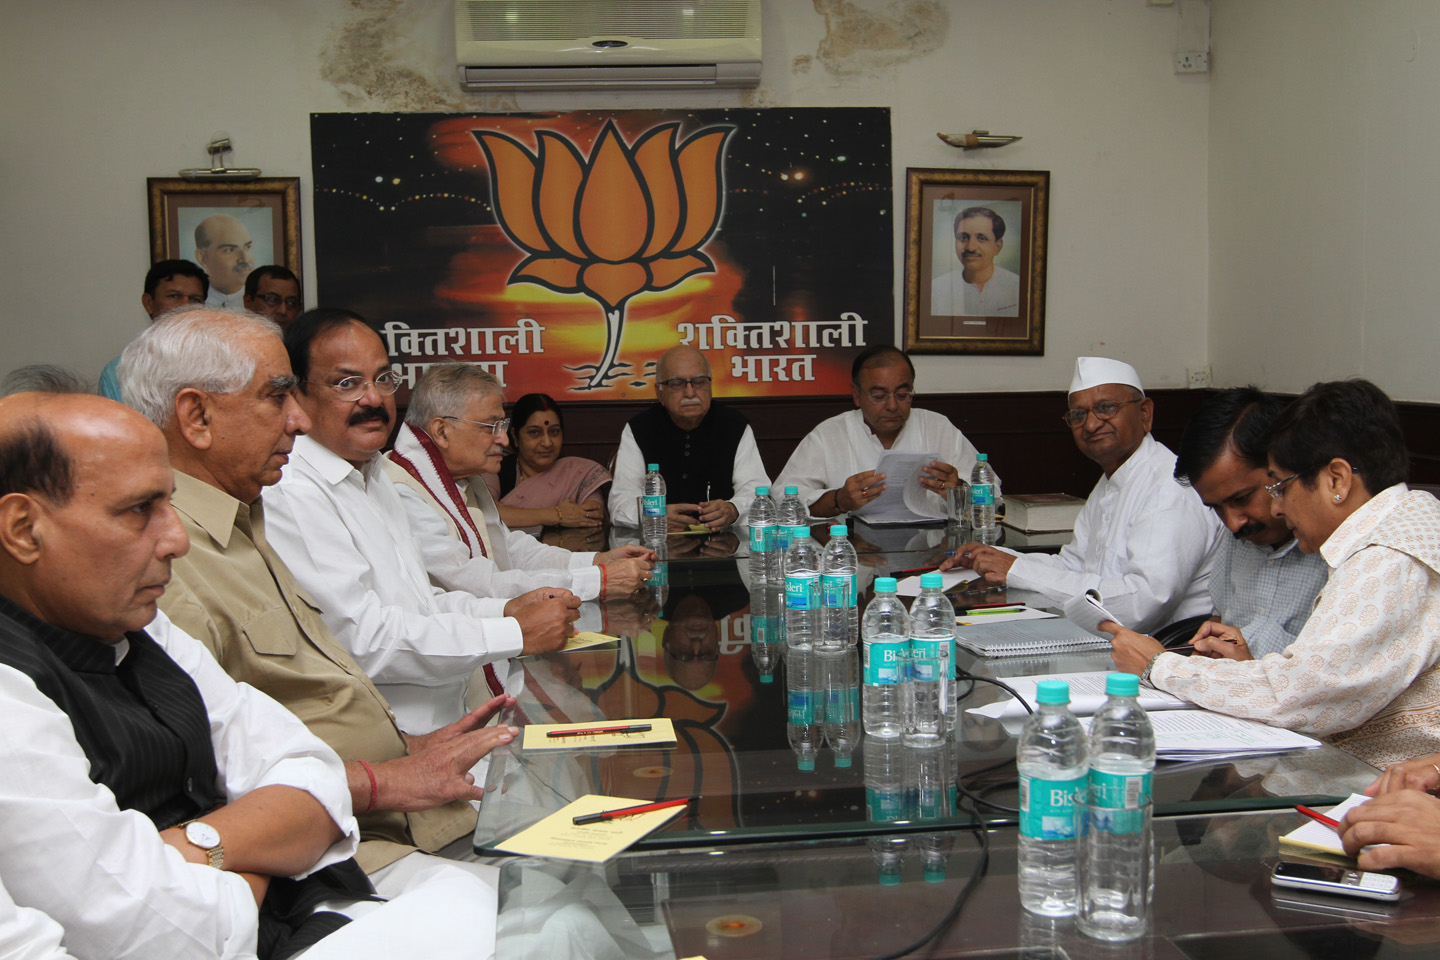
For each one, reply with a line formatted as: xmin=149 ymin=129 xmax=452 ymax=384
xmin=628 ymin=401 xmax=751 ymax=505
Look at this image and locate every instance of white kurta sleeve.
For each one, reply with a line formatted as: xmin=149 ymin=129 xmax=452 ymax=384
xmin=0 ymin=876 xmax=75 ymax=960
xmin=264 ymin=480 xmax=523 ymax=686
xmin=727 ymin=426 xmax=771 ymax=520
xmin=607 ymin=425 xmax=645 ymax=527
xmin=776 ymin=425 xmax=837 ymax=514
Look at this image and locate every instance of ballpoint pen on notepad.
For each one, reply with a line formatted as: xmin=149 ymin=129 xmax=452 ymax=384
xmin=546 ymin=724 xmax=653 ymax=738
xmin=1295 ymin=804 xmax=1340 ymax=829
xmin=572 ymin=797 xmax=694 ymax=825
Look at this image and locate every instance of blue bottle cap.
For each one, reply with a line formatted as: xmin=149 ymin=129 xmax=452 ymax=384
xmin=977 ymin=453 xmax=988 ymax=461
xmin=924 ymin=865 xmax=946 ymax=883
xmin=834 ymin=755 xmax=852 ymax=769
xmin=759 ymin=673 xmax=774 ymax=684
xmin=875 ymin=577 xmax=898 ymax=592
xmin=785 ymin=485 xmax=799 ymax=495
xmin=1035 ymin=680 xmax=1070 ymax=705
xmin=879 ymin=869 xmax=901 ymax=886
xmin=798 ymin=757 xmax=816 ymax=771
xmin=792 ymin=526 xmax=811 ymax=539
xmin=756 ymin=485 xmax=770 ymax=496
xmin=919 ymin=572 xmax=943 ymax=590
xmin=1105 ymin=672 xmax=1141 ymax=697
xmin=646 ymin=462 xmax=659 ymax=471
xmin=830 ymin=524 xmax=847 ymax=536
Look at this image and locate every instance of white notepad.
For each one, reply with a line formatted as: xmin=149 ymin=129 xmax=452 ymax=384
xmin=954 ymin=618 xmax=1113 ymax=658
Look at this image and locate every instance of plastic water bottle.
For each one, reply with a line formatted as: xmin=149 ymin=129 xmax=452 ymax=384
xmin=748 ymin=583 xmax=779 ymax=684
xmin=1082 ymin=672 xmax=1156 ymax=939
xmin=861 ymin=577 xmax=909 ymax=738
xmin=1017 ymin=680 xmax=1089 ymax=917
xmin=867 ymin=836 xmax=909 ymax=887
xmin=820 ymin=524 xmax=859 ymax=651
xmin=969 ymin=453 xmax=1000 ymax=545
xmin=783 ymin=526 xmax=822 ymax=652
xmin=640 ymin=462 xmax=667 ymax=543
xmin=918 ymin=833 xmax=955 ymax=883
xmin=747 ymin=485 xmax=778 ymax=584
xmin=777 ymin=485 xmax=806 ymax=555
xmin=820 ymin=646 xmax=861 ymax=768
xmin=786 ymin=647 xmax=821 ymax=771
xmin=906 ymin=572 xmax=955 ymax=743
xmin=864 ymin=737 xmax=906 ymax=823
xmin=645 ymin=540 xmax=669 ymax=608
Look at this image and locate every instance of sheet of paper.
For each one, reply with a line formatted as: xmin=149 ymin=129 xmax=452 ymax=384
xmin=1126 ymin=710 xmax=1321 ymax=760
xmin=967 ymin=671 xmax=1190 ymax=719
xmin=955 ymin=607 xmax=1057 ymax=626
xmin=854 ymin=451 xmax=944 ymax=523
xmin=1280 ymin=794 xmax=1374 ymax=858
xmin=522 ymin=717 xmax=677 ymax=751
xmin=895 ymin=569 xmax=979 ymax=596
xmin=1061 ymin=592 xmax=1126 ymax=637
xmin=494 ymin=794 xmax=688 ymax=863
xmin=561 ymin=631 xmax=621 ymax=652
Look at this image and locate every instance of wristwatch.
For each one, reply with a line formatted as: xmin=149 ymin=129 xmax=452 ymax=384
xmin=1139 ymin=651 xmax=1166 ymax=688
xmin=179 ymin=819 xmax=225 ymax=869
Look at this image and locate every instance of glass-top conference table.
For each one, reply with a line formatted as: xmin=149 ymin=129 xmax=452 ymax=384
xmin=476 ymin=521 xmax=1377 ymax=855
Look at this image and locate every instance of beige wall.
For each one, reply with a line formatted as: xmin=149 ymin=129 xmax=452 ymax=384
xmin=1 ymin=1 xmax=1210 ymax=395
xmin=1209 ymin=0 xmax=1440 ymax=402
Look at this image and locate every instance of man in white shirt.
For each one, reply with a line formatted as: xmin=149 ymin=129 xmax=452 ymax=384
xmin=948 ymin=357 xmax=1223 ymax=634
xmin=385 ymin=362 xmax=653 ymax=600
xmin=777 ymin=345 xmax=978 ymax=519
xmin=194 ymin=214 xmax=253 ymax=310
xmin=263 ymin=309 xmax=578 ymax=736
xmin=0 ymin=391 xmax=492 ymax=959
xmin=608 ymin=344 xmax=770 ymax=531
xmin=930 ymin=206 xmax=1021 ymax=317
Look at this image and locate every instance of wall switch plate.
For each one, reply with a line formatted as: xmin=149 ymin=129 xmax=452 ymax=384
xmin=1176 ymin=51 xmax=1209 ymax=73
xmin=1187 ymin=366 xmax=1212 ymax=389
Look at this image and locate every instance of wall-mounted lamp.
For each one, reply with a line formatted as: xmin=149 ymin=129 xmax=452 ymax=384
xmin=937 ymin=129 xmax=1022 ymax=150
xmin=179 ymin=136 xmax=262 ymax=181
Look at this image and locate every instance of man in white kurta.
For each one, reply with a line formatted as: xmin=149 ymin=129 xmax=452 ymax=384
xmin=777 ymin=345 xmax=978 ymax=520
xmin=950 ymin=357 xmax=1223 ymax=634
xmin=263 ymin=314 xmax=575 ymax=736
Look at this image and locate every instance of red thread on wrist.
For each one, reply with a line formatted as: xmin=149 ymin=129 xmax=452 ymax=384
xmin=359 ymin=760 xmax=378 ymax=813
xmin=600 ymin=564 xmax=608 ymax=597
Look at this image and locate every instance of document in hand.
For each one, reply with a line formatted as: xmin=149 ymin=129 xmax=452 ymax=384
xmin=1062 ymin=591 xmax=1125 ymax=639
xmin=967 ymin=670 xmax=1190 ymax=720
xmin=1099 ymin=710 xmax=1321 ymax=761
xmin=853 ymin=450 xmax=944 ymax=524
xmin=1280 ymin=794 xmax=1373 ymax=860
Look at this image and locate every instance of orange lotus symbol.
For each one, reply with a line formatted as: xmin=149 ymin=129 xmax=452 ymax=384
xmin=475 ymin=119 xmax=734 ymax=388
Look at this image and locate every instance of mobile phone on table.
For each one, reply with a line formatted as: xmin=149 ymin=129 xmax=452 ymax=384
xmin=1270 ymin=860 xmax=1400 ymax=902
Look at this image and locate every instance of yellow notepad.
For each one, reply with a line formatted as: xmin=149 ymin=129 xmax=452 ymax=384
xmin=562 ymin=631 xmax=621 ymax=652
xmin=1279 ymin=793 xmax=1371 ymax=860
xmin=522 ymin=717 xmax=677 ymax=751
xmin=495 ymin=794 xmax=688 ymax=862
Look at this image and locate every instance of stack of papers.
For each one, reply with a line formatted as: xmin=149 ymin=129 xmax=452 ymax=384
xmin=967 ymin=671 xmax=1191 ymax=719
xmin=1107 ymin=710 xmax=1321 ymax=761
xmin=895 ymin=569 xmax=979 ymax=596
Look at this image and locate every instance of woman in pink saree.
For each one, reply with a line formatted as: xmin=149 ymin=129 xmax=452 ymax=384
xmin=484 ymin=393 xmax=613 ymax=534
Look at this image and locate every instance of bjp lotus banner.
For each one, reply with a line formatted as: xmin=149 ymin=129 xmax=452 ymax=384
xmin=311 ymin=109 xmax=892 ymax=401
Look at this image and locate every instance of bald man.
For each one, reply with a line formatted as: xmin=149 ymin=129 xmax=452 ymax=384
xmin=194 ymin=214 xmax=254 ymax=309
xmin=608 ymin=345 xmax=771 ymax=531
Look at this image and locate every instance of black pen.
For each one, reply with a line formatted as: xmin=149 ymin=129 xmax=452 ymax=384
xmin=546 ymin=723 xmax=653 ymax=738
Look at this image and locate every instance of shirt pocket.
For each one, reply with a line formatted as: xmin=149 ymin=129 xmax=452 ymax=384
xmin=241 ymin=606 xmax=300 ymax=658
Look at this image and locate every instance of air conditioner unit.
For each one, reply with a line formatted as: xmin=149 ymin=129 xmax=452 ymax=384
xmin=455 ymin=0 xmax=762 ymax=90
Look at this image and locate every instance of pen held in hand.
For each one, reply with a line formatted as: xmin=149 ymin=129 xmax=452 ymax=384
xmin=546 ymin=723 xmax=653 ymax=738
xmin=572 ymin=797 xmax=694 ymax=825
xmin=1296 ymin=804 xmax=1340 ymax=830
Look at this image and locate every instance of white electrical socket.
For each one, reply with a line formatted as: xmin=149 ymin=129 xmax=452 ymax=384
xmin=1187 ymin=366 xmax=1212 ymax=389
xmin=1176 ymin=51 xmax=1209 ymax=73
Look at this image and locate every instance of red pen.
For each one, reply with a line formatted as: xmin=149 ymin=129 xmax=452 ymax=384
xmin=546 ymin=724 xmax=652 ymax=738
xmin=964 ymin=601 xmax=1023 ymax=611
xmin=572 ymin=797 xmax=693 ymax=825
xmin=1295 ymin=804 xmax=1340 ymax=830
xmin=894 ymin=566 xmax=938 ymax=577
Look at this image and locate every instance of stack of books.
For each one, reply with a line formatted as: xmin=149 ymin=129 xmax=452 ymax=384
xmin=1000 ymin=493 xmax=1086 ymax=548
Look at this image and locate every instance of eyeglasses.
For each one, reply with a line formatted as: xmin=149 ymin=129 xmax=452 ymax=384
xmin=306 ymin=372 xmax=400 ymax=402
xmin=865 ymin=389 xmax=915 ymax=405
xmin=1265 ymin=473 xmax=1300 ymax=501
xmin=254 ymin=292 xmax=302 ymax=310
xmin=1061 ymin=398 xmax=1143 ymax=428
xmin=443 ymin=415 xmax=511 ymax=437
xmin=658 ymin=375 xmax=712 ymax=391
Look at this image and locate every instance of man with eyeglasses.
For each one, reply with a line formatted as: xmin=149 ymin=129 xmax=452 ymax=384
xmin=948 ymin=356 xmax=1222 ymax=634
xmin=263 ymin=309 xmax=579 ymax=740
xmin=777 ymin=345 xmax=978 ymax=520
xmin=608 ymin=344 xmax=770 ymax=531
xmin=243 ymin=264 xmax=303 ymax=326
xmin=383 ymin=362 xmax=654 ymax=601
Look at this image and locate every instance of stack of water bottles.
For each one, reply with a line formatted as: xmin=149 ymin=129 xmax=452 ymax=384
xmin=1016 ymin=675 xmax=1155 ymax=941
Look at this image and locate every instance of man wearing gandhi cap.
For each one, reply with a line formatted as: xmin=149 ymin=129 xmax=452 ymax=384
xmin=947 ymin=356 xmax=1223 ymax=633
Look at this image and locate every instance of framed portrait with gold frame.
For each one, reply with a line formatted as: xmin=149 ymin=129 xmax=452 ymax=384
xmin=903 ymin=168 xmax=1048 ymax=355
xmin=146 ymin=177 xmax=301 ymax=297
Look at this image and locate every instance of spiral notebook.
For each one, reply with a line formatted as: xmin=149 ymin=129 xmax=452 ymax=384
xmin=954 ymin=618 xmax=1113 ymax=658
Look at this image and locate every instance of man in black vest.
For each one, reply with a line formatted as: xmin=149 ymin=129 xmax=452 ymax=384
xmin=608 ymin=345 xmax=771 ymax=531
xmin=0 ymin=391 xmax=491 ymax=959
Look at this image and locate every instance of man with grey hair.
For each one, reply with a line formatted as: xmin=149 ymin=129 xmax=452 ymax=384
xmin=608 ymin=344 xmax=770 ymax=531
xmin=385 ymin=363 xmax=654 ymax=601
xmin=118 ymin=307 xmax=514 ymax=952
